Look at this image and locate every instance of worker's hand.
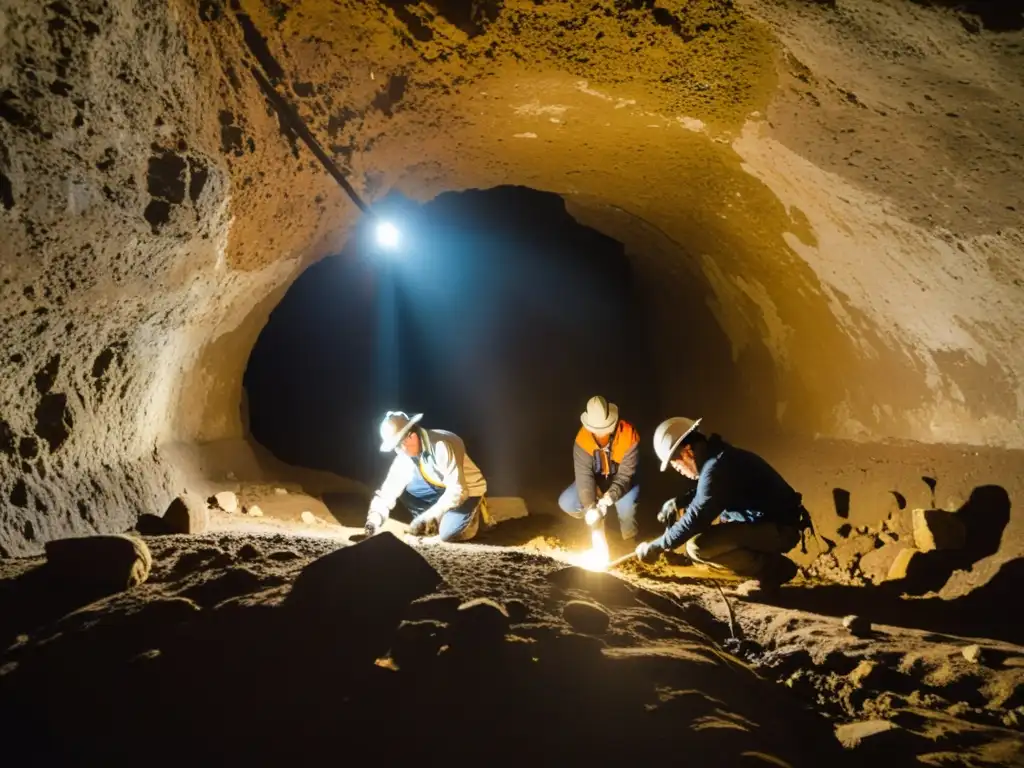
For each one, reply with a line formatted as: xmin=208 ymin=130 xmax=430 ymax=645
xmin=584 ymin=505 xmax=603 ymax=527
xmin=657 ymin=498 xmax=679 ymax=527
xmin=635 ymin=540 xmax=662 ymax=564
xmin=364 ymin=510 xmax=384 ymax=537
xmin=596 ymin=494 xmax=615 ymax=513
xmin=408 ymin=513 xmax=433 ymax=537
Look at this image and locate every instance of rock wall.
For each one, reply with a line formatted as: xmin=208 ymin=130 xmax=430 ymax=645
xmin=0 ymin=0 xmax=1022 ymax=555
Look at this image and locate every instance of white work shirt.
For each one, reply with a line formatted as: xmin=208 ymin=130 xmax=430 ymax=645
xmin=369 ymin=429 xmax=487 ymax=521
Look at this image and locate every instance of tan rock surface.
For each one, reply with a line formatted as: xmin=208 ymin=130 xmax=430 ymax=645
xmin=0 ymin=0 xmax=1021 ymax=571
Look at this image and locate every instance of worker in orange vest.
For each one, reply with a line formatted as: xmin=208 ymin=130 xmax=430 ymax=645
xmin=558 ymin=396 xmax=641 ymax=542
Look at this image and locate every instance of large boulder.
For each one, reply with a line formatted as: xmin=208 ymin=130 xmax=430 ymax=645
xmin=284 ymin=533 xmax=442 ymax=664
xmin=44 ymin=534 xmax=152 ymax=592
xmin=912 ymin=509 xmax=965 ymax=552
xmin=164 ymin=492 xmax=209 ymax=534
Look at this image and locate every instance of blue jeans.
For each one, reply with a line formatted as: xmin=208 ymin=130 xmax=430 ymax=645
xmin=400 ymin=491 xmax=481 ymax=542
xmin=558 ymin=482 xmax=639 ymax=540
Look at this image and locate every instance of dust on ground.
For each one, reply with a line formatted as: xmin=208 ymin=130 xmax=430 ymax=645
xmin=1 ymin=505 xmax=1021 ymax=766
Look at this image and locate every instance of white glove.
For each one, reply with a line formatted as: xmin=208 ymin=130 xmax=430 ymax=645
xmin=584 ymin=506 xmax=603 ymax=527
xmin=597 ymin=494 xmax=615 ymax=513
xmin=365 ymin=510 xmax=385 ymax=536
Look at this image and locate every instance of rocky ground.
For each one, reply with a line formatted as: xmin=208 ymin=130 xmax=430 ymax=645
xmin=1 ymin=500 xmax=1021 ymax=766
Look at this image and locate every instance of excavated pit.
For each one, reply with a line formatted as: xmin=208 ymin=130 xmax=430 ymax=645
xmin=1 ymin=0 xmax=1024 ymax=763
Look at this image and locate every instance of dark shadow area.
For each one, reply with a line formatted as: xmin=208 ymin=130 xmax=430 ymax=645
xmin=832 ymin=487 xmax=850 ymax=519
xmin=0 ymin=534 xmax=855 ymax=768
xmin=753 ymin=487 xmax=1021 ymax=643
xmin=906 ymin=0 xmax=1024 ymax=32
xmin=0 ymin=563 xmax=125 ymax=650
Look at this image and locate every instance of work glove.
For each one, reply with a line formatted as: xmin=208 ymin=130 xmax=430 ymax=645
xmin=584 ymin=505 xmax=603 ymax=527
xmin=597 ymin=494 xmax=615 ymax=513
xmin=408 ymin=513 xmax=435 ymax=537
xmin=364 ymin=510 xmax=384 ymax=538
xmin=657 ymin=498 xmax=679 ymax=527
xmin=634 ymin=540 xmax=662 ymax=564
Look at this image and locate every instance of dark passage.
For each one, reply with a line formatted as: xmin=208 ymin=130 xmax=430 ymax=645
xmin=244 ymin=187 xmax=660 ymax=509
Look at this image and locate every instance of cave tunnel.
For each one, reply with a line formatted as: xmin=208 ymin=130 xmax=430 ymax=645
xmin=0 ymin=0 xmax=1021 ymax=571
xmin=243 ymin=184 xmax=757 ymax=517
xmin=4 ymin=0 xmax=1024 ymax=764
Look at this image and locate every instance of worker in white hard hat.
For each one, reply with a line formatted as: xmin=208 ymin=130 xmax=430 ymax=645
xmin=633 ymin=417 xmax=811 ymax=591
xmin=558 ymin=396 xmax=641 ymax=542
xmin=364 ymin=411 xmax=488 ymax=542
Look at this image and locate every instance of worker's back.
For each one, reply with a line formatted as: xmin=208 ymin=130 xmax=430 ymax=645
xmin=703 ymin=435 xmax=802 ymax=526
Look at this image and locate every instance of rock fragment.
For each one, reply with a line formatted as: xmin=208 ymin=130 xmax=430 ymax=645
xmin=300 ymin=510 xmax=316 ymax=524
xmin=563 ymin=600 xmax=610 ymax=634
xmin=164 ymin=492 xmax=209 ymax=534
xmin=208 ymin=491 xmax=239 ymax=513
xmin=912 ymin=508 xmax=965 ymax=552
xmin=450 ymin=597 xmax=510 ymax=650
xmin=45 ymin=534 xmax=152 ymax=592
xmin=961 ymin=644 xmax=985 ymax=664
xmin=842 ymin=614 xmax=872 ymax=637
xmin=245 ymin=504 xmax=264 ymax=517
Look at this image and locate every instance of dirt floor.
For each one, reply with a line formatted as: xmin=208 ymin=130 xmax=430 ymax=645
xmin=1 ymin=492 xmax=1021 ymax=767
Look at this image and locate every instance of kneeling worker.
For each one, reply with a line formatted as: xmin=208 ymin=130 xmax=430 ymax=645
xmin=559 ymin=396 xmax=640 ymax=542
xmin=634 ymin=417 xmax=809 ymax=589
xmin=364 ymin=411 xmax=488 ymax=543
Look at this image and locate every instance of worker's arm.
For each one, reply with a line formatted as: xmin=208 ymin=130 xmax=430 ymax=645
xmin=653 ymin=457 xmax=726 ymax=551
xmin=603 ymin=442 xmax=638 ymax=503
xmin=368 ymin=456 xmax=414 ymax=521
xmin=573 ymin=442 xmax=597 ymax=508
xmin=421 ymin=440 xmax=468 ymax=520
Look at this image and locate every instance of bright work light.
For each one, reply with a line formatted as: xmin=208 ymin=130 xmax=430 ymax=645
xmin=375 ymin=220 xmax=401 ymax=250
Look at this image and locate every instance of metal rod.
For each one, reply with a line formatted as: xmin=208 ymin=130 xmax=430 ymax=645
xmin=248 ymin=65 xmax=370 ymax=214
xmin=607 ymin=551 xmax=637 ymax=569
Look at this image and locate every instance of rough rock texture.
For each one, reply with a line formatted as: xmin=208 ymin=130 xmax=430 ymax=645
xmin=0 ymin=0 xmax=1023 ymax=566
xmin=43 ymin=533 xmax=152 ymax=591
xmin=163 ymin=492 xmax=210 ymax=534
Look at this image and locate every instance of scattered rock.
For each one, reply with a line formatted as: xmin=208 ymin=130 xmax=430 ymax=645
xmin=268 ymin=550 xmax=300 ymax=562
xmin=300 ymin=510 xmax=316 ymax=524
xmin=274 ymin=487 xmax=288 ymax=496
xmin=842 ymin=614 xmax=872 ymax=637
xmin=45 ymin=534 xmax=152 ymax=592
xmin=164 ymin=492 xmax=209 ymax=534
xmin=237 ymin=543 xmax=262 ymax=560
xmin=563 ymin=600 xmax=611 ymax=634
xmin=174 ymin=546 xmax=227 ymax=572
xmin=546 ymin=566 xmax=637 ymax=606
xmin=450 ymin=597 xmax=510 ymax=650
xmin=859 ymin=543 xmax=907 ymax=585
xmin=181 ymin=567 xmax=264 ymax=608
xmin=886 ymin=548 xmax=922 ymax=581
xmin=245 ymin=504 xmax=264 ymax=517
xmin=912 ymin=509 xmax=965 ymax=552
xmin=406 ymin=594 xmax=461 ymax=622
xmin=962 ymin=644 xmax=985 ymax=664
xmin=208 ymin=491 xmax=239 ymax=513
xmin=834 ymin=719 xmax=896 ymax=748
xmin=284 ymin=533 xmax=442 ymax=665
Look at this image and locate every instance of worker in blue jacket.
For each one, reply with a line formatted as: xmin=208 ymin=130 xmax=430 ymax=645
xmin=634 ymin=417 xmax=811 ymax=590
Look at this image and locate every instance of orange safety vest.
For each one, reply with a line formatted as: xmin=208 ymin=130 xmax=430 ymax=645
xmin=575 ymin=420 xmax=639 ymax=478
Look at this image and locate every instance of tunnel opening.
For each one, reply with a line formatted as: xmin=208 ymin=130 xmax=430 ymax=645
xmin=243 ymin=185 xmax=749 ymax=517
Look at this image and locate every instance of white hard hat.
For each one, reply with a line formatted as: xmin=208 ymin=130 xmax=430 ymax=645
xmin=653 ymin=416 xmax=702 ymax=472
xmin=379 ymin=411 xmax=423 ymax=452
xmin=580 ymin=395 xmax=619 ymax=436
